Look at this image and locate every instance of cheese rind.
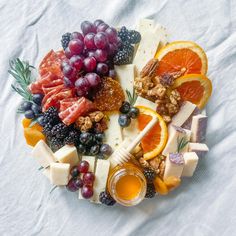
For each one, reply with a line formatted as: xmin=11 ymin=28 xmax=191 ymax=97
xmin=162 ymin=125 xmax=191 ymax=156
xmin=54 ymin=145 xmax=79 ymax=167
xmin=188 ymin=143 xmax=209 ymax=158
xmin=182 ymin=107 xmax=201 ymax=130
xmin=31 ymin=140 xmax=56 ymax=168
xmin=91 ymin=159 xmax=110 ymax=203
xmin=134 ymin=96 xmax=156 ymax=110
xmin=191 ymin=115 xmax=208 ymax=143
xmin=50 ymin=163 xmax=70 ymax=186
xmin=182 ymin=152 xmax=199 ymax=177
xmin=164 ymin=153 xmax=184 ymax=180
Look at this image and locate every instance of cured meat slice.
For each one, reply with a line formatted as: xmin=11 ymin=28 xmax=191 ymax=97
xmin=42 ymin=86 xmax=64 ymax=105
xmin=59 ymin=97 xmax=95 ymax=126
xmin=42 ymin=83 xmax=64 ymax=95
xmin=59 ymin=98 xmax=79 ymax=112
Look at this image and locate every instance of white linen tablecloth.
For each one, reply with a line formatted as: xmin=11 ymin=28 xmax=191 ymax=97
xmin=0 ymin=0 xmax=236 ymax=235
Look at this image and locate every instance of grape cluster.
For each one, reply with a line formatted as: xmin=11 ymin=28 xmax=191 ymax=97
xmin=60 ymin=19 xmax=120 ymax=97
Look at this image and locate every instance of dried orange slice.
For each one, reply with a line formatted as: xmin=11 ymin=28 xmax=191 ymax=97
xmin=155 ymin=41 xmax=208 ymax=77
xmin=136 ymin=106 xmax=168 ymax=160
xmin=172 ymin=74 xmax=212 ymax=109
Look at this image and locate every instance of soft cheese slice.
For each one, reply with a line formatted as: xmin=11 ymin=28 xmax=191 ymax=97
xmin=32 ymin=140 xmax=56 ymax=168
xmin=164 ymin=153 xmax=184 ymax=180
xmin=170 ymin=101 xmax=197 ymax=127
xmin=191 ymin=115 xmax=208 ymax=143
xmin=134 ymin=96 xmax=156 ymax=110
xmin=182 ymin=152 xmax=199 ymax=177
xmin=153 ymin=24 xmax=168 ymax=49
xmin=50 ymin=163 xmax=70 ymax=186
xmin=91 ymin=159 xmax=110 ymax=204
xmin=162 ymin=125 xmax=191 ymax=156
xmin=188 ymin=143 xmax=209 ymax=158
xmin=54 ymin=145 xmax=79 ymax=167
xmin=115 ymin=64 xmax=135 ymax=99
xmin=78 ymin=156 xmax=96 ymax=199
xmin=104 ymin=112 xmax=122 ymax=150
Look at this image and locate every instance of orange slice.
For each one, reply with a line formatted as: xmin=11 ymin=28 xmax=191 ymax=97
xmin=136 ymin=106 xmax=168 ymax=160
xmin=172 ymin=74 xmax=212 ymax=109
xmin=155 ymin=41 xmax=208 ymax=77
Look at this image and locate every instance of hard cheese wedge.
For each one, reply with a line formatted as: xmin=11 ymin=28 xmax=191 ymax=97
xmin=54 ymin=145 xmax=79 ymax=167
xmin=164 ymin=153 xmax=184 ymax=180
xmin=104 ymin=112 xmax=123 ymax=150
xmin=162 ymin=125 xmax=191 ymax=156
xmin=78 ymin=156 xmax=96 ymax=200
xmin=134 ymin=96 xmax=156 ymax=110
xmin=91 ymin=159 xmax=110 ymax=204
xmin=188 ymin=143 xmax=209 ymax=158
xmin=31 ymin=140 xmax=56 ymax=168
xmin=115 ymin=64 xmax=135 ymax=99
xmin=50 ymin=163 xmax=70 ymax=186
xmin=191 ymin=115 xmax=208 ymax=143
xmin=182 ymin=152 xmax=199 ymax=177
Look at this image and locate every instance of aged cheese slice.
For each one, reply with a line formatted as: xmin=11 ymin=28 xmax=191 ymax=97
xmin=134 ymin=96 xmax=156 ymax=110
xmin=104 ymin=112 xmax=123 ymax=150
xmin=170 ymin=101 xmax=197 ymax=127
xmin=114 ymin=64 xmax=135 ymax=99
xmin=91 ymin=159 xmax=110 ymax=204
xmin=32 ymin=140 xmax=56 ymax=168
xmin=54 ymin=145 xmax=79 ymax=167
xmin=182 ymin=152 xmax=199 ymax=177
xmin=191 ymin=115 xmax=208 ymax=143
xmin=162 ymin=125 xmax=191 ymax=156
xmin=164 ymin=153 xmax=184 ymax=180
xmin=78 ymin=156 xmax=96 ymax=200
xmin=50 ymin=163 xmax=70 ymax=186
xmin=137 ymin=18 xmax=155 ymax=33
xmin=188 ymin=143 xmax=209 ymax=158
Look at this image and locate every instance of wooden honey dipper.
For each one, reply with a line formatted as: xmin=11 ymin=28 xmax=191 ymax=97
xmin=109 ymin=117 xmax=158 ymax=167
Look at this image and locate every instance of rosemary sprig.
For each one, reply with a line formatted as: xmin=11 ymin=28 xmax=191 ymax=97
xmin=177 ymin=136 xmax=189 ymax=153
xmin=126 ymin=88 xmax=137 ymax=106
xmin=8 ymin=58 xmax=35 ymax=102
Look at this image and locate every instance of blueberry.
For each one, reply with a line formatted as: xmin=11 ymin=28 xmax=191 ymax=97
xmin=21 ymin=101 xmax=32 ymax=111
xmin=77 ymin=144 xmax=86 ymax=154
xmin=128 ymin=107 xmax=139 ymax=119
xmin=32 ymin=94 xmax=44 ymax=105
xmin=90 ymin=145 xmax=100 ymax=155
xmin=118 ymin=114 xmax=131 ymax=127
xmin=100 ymin=144 xmax=113 ymax=157
xmin=24 ymin=110 xmax=35 ymax=119
xmin=94 ymin=133 xmax=104 ymax=144
xmin=31 ymin=104 xmax=42 ymax=115
xmin=97 ymin=153 xmax=105 ymax=159
xmin=79 ymin=132 xmax=94 ymax=146
xmin=119 ymin=101 xmax=131 ymax=114
xmin=37 ymin=116 xmax=45 ymax=126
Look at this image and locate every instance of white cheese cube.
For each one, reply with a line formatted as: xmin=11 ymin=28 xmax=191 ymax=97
xmin=42 ymin=168 xmax=50 ymax=180
xmin=54 ymin=145 xmax=79 ymax=167
xmin=91 ymin=159 xmax=110 ymax=204
xmin=164 ymin=153 xmax=184 ymax=180
xmin=137 ymin=19 xmax=155 ymax=33
xmin=114 ymin=64 xmax=135 ymax=99
xmin=134 ymin=96 xmax=156 ymax=110
xmin=31 ymin=140 xmax=56 ymax=168
xmin=188 ymin=143 xmax=209 ymax=158
xmin=162 ymin=125 xmax=191 ymax=156
xmin=50 ymin=163 xmax=70 ymax=186
xmin=104 ymin=112 xmax=123 ymax=150
xmin=191 ymin=115 xmax=208 ymax=143
xmin=170 ymin=102 xmax=197 ymax=127
xmin=182 ymin=152 xmax=199 ymax=177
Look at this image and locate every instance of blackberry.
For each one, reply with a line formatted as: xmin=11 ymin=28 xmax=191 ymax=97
xmin=122 ymin=41 xmax=134 ymax=55
xmin=143 ymin=168 xmax=156 ymax=182
xmin=127 ymin=30 xmax=141 ymax=44
xmin=43 ymin=107 xmax=60 ymax=126
xmin=61 ymin=32 xmax=72 ymax=50
xmin=42 ymin=123 xmax=53 ymax=137
xmin=50 ymin=137 xmax=64 ymax=151
xmin=118 ymin=26 xmax=129 ymax=41
xmin=51 ymin=123 xmax=70 ymax=139
xmin=145 ymin=183 xmax=156 ymax=198
xmin=99 ymin=191 xmax=116 ymax=206
xmin=64 ymin=130 xmax=80 ymax=145
xmin=113 ymin=50 xmax=131 ymax=65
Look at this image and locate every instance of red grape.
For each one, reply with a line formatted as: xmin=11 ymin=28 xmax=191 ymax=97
xmin=86 ymin=50 xmax=96 ymax=58
xmin=70 ymin=166 xmax=79 ymax=178
xmin=64 ymin=77 xmax=74 ymax=88
xmin=94 ymin=19 xmax=104 ymax=27
xmin=75 ymin=77 xmax=90 ymax=96
xmin=66 ymin=178 xmax=79 ymax=192
xmin=70 ymin=55 xmax=83 ymax=71
xmin=62 ymin=64 xmax=74 ymax=77
xmin=84 ymin=33 xmax=96 ymax=50
xmin=83 ymin=172 xmax=95 ymax=185
xmin=71 ymin=31 xmax=84 ymax=41
xmin=96 ymin=63 xmax=108 ymax=75
xmin=108 ymin=43 xmax=117 ymax=56
xmin=94 ymin=32 xmax=108 ymax=49
xmin=69 ymin=39 xmax=84 ymax=55
xmin=97 ymin=23 xmax=109 ymax=32
xmin=81 ymin=185 xmax=93 ymax=198
xmin=85 ymin=73 xmax=101 ymax=87
xmin=95 ymin=49 xmax=107 ymax=62
xmin=81 ymin=21 xmax=96 ymax=35
xmin=83 ymin=57 xmax=97 ymax=72
xmin=105 ymin=27 xmax=118 ymax=43
xmin=75 ymin=177 xmax=83 ymax=188
xmin=65 ymin=47 xmax=73 ymax=59
xmin=109 ymin=69 xmax=116 ymax=78
xmin=77 ymin=160 xmax=89 ymax=173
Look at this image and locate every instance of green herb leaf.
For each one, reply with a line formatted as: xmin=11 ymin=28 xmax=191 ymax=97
xmin=126 ymin=88 xmax=138 ymax=106
xmin=177 ymin=136 xmax=189 ymax=153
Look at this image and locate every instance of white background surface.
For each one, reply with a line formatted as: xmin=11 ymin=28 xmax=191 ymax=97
xmin=0 ymin=0 xmax=236 ymax=235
